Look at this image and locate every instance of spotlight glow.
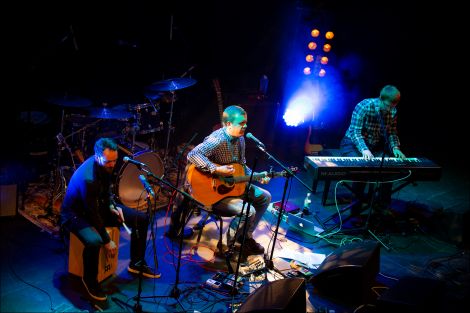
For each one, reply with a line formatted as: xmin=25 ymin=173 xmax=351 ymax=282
xmin=283 ymin=108 xmax=304 ymax=127
xmin=283 ymin=82 xmax=321 ymax=127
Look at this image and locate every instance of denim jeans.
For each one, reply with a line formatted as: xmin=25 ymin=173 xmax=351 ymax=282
xmin=213 ymin=184 xmax=271 ymax=247
xmin=63 ymin=206 xmax=149 ymax=284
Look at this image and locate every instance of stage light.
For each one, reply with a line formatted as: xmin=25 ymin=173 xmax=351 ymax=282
xmin=308 ymin=42 xmax=317 ymax=50
xmin=323 ymin=44 xmax=331 ymax=53
xmin=303 ymin=27 xmax=334 ymax=77
xmin=311 ymin=29 xmax=320 ymax=37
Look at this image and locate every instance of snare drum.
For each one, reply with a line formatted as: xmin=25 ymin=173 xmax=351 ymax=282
xmin=116 ymin=151 xmax=164 ymax=210
xmin=131 ymin=103 xmax=162 ymax=135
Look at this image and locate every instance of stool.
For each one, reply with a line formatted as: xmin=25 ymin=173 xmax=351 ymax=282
xmin=68 ymin=227 xmax=120 ymax=283
xmin=194 ymin=210 xmax=236 ymax=257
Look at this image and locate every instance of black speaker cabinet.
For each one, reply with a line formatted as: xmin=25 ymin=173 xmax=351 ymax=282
xmin=237 ymin=278 xmax=306 ymax=313
xmin=310 ymin=240 xmax=380 ymax=303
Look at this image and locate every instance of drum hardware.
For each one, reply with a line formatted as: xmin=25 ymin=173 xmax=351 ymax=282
xmin=87 ymin=104 xmax=133 ymax=120
xmin=64 ymin=118 xmax=103 ymax=159
xmin=37 ymin=133 xmax=73 ymax=223
xmin=37 ymin=95 xmax=96 ymax=223
xmin=145 ymin=77 xmax=197 ymax=172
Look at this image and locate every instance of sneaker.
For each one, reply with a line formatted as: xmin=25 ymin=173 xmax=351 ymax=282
xmin=240 ymin=238 xmax=265 ymax=255
xmin=127 ymin=261 xmax=161 ymax=279
xmin=81 ymin=277 xmax=107 ymax=301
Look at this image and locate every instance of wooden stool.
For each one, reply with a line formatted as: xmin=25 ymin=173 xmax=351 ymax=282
xmin=68 ymin=227 xmax=120 ymax=283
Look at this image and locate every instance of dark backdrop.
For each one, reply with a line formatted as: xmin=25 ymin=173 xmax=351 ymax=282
xmin=3 ymin=1 xmax=462 ymax=180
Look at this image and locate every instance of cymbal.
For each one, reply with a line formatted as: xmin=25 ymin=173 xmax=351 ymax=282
xmin=143 ymin=92 xmax=162 ymax=101
xmin=147 ymin=77 xmax=197 ymax=92
xmin=47 ymin=95 xmax=92 ymax=107
xmin=87 ymin=106 xmax=133 ymax=119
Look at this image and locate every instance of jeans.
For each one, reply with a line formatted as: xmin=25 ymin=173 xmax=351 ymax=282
xmin=63 ymin=206 xmax=149 ymax=284
xmin=213 ymin=184 xmax=271 ymax=247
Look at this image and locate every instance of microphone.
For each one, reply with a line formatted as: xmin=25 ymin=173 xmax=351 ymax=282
xmin=246 ymin=132 xmax=265 ymax=148
xmin=123 ymin=156 xmax=148 ymax=169
xmin=138 ymin=174 xmax=155 ymax=198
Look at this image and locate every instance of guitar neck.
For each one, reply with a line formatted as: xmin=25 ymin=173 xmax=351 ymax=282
xmin=213 ymin=78 xmax=224 ymax=125
xmin=231 ymin=173 xmax=265 ymax=184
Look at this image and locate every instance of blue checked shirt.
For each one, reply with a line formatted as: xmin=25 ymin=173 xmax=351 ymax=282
xmin=187 ymin=127 xmax=251 ymax=175
xmin=345 ymin=98 xmax=400 ymax=152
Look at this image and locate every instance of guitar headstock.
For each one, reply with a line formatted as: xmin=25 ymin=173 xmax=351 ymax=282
xmin=212 ymin=78 xmax=221 ymax=93
xmin=268 ymin=166 xmax=299 ymax=178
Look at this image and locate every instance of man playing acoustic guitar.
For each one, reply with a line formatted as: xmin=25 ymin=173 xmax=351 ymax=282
xmin=186 ymin=105 xmax=272 ymax=259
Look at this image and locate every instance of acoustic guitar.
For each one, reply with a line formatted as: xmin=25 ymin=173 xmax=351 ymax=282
xmin=186 ymin=163 xmax=290 ymax=206
xmin=304 ymin=125 xmax=324 ymax=155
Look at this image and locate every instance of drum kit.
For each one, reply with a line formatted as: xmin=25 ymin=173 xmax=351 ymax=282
xmin=45 ymin=77 xmax=197 ymax=210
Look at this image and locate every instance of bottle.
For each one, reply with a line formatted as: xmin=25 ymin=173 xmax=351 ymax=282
xmin=268 ymin=203 xmax=288 ymax=222
xmin=303 ymin=192 xmax=312 ymax=215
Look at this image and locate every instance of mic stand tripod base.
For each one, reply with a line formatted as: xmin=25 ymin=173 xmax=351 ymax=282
xmin=265 ymin=258 xmax=274 ymax=270
xmin=169 ymin=286 xmax=181 ymax=298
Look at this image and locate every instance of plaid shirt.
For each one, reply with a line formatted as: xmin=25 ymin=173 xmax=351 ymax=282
xmin=187 ymin=127 xmax=250 ymax=175
xmin=345 ymin=98 xmax=400 ymax=152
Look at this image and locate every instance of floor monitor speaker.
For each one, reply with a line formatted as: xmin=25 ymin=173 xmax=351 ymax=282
xmin=310 ymin=240 xmax=380 ymax=303
xmin=237 ymin=278 xmax=306 ymax=312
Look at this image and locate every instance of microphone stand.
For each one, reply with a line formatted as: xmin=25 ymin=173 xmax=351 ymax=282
xmin=363 ymin=109 xmax=391 ymax=250
xmin=137 ymin=165 xmax=205 ymax=311
xmin=340 ymin=108 xmax=391 ymax=251
xmin=250 ymin=144 xmax=315 ymax=270
xmin=112 ymin=185 xmax=156 ymax=313
xmin=224 ymin=157 xmax=258 ymax=295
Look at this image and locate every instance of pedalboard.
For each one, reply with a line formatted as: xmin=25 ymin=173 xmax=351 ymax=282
xmin=204 ymin=272 xmax=244 ymax=291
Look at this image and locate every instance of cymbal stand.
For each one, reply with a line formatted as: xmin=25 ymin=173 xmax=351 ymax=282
xmin=163 ymin=91 xmax=176 ymax=171
xmin=146 ymin=98 xmax=160 ymax=152
xmin=39 ymin=109 xmax=68 ymax=221
xmin=64 ymin=118 xmax=102 ymax=159
xmin=130 ymin=121 xmax=140 ymax=155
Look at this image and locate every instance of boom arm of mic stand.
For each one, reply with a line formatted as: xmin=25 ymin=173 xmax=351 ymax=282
xmin=140 ymin=167 xmax=204 ymax=208
xmin=255 ymin=145 xmax=313 ymax=193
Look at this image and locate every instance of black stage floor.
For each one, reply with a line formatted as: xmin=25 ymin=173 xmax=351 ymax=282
xmin=1 ymin=150 xmax=469 ymax=313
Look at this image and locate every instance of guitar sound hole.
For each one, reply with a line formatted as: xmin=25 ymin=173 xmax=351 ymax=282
xmin=217 ymin=184 xmax=234 ymax=195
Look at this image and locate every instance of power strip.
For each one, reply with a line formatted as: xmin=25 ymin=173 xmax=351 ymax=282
xmin=204 ymin=272 xmax=244 ymax=291
xmin=239 ymin=259 xmax=265 ymax=276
